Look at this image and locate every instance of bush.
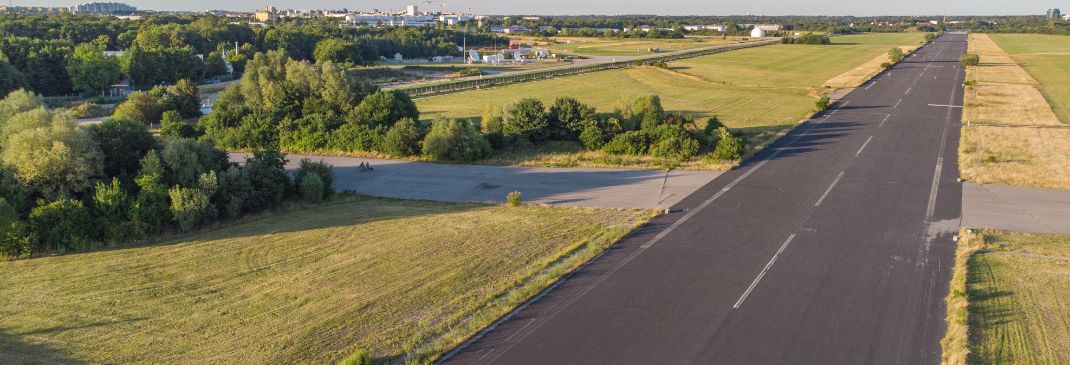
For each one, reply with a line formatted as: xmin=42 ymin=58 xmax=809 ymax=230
xmin=215 ymin=166 xmax=250 ymax=218
xmin=889 ymin=47 xmax=905 ymax=63
xmin=294 ymin=158 xmax=334 ymax=199
xmin=381 ymin=118 xmax=423 ymax=156
xmin=649 ymin=125 xmax=699 ymax=160
xmin=299 ymin=173 xmax=325 ymax=203
xmin=69 ymin=102 xmax=105 ymax=119
xmin=506 ymin=191 xmax=522 ymax=207
xmin=91 ymin=177 xmax=130 ymax=244
xmin=815 ymin=96 xmax=832 ymax=110
xmin=579 ymin=124 xmax=607 ymax=151
xmin=0 ymin=198 xmax=30 ymax=258
xmin=350 ymin=90 xmax=419 ymax=127
xmin=112 ymin=91 xmax=162 ymax=126
xmin=631 ymin=95 xmax=664 ymax=130
xmin=340 ymin=349 xmax=372 ymax=365
xmin=422 ymin=119 xmax=492 ymax=161
xmin=702 ymin=116 xmax=726 ymax=144
xmin=503 ymin=98 xmax=548 ymax=143
xmin=243 ymin=149 xmax=291 ymax=212
xmin=169 ymin=186 xmax=214 ymax=232
xmin=707 ymin=127 xmax=744 ymax=162
xmin=28 ymin=198 xmax=94 ymax=252
xmin=880 ymin=62 xmax=892 ymax=69
xmin=602 ymin=131 xmax=649 ymax=156
xmin=159 ymin=110 xmax=197 ymax=139
xmin=88 ymin=118 xmax=158 ymax=182
xmin=960 ymin=53 xmax=980 ymax=67
xmin=327 ymin=123 xmax=384 ymax=152
xmin=130 ymin=151 xmax=171 ymax=237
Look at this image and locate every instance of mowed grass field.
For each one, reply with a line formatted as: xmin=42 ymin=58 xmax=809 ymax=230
xmin=0 ymin=197 xmax=652 ymax=364
xmin=418 ymin=33 xmax=924 ymax=130
xmin=967 ymin=230 xmax=1070 ymax=364
xmin=990 ymin=34 xmax=1070 ymax=124
xmin=670 ymin=33 xmax=923 ymax=89
xmin=520 ymin=36 xmax=742 ymax=57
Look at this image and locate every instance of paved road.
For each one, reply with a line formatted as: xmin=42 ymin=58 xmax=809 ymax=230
xmin=441 ymin=33 xmax=967 ymax=364
xmin=229 ymin=154 xmax=720 ymax=209
xmin=963 ymin=182 xmax=1070 ymax=235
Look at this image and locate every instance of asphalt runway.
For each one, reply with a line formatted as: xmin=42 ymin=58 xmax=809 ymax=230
xmin=440 ymin=32 xmax=968 ymax=365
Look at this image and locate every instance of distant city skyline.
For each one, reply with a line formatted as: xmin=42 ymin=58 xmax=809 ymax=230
xmin=9 ymin=0 xmax=1062 ymax=16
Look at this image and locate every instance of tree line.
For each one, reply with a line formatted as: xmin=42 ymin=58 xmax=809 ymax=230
xmin=195 ymin=50 xmax=747 ymax=166
xmin=0 ymin=14 xmax=506 ymax=97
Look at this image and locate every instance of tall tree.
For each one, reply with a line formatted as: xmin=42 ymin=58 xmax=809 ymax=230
xmin=66 ymin=38 xmax=121 ymax=95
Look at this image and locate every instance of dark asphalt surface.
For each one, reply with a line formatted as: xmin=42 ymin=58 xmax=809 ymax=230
xmin=440 ymin=33 xmax=967 ymax=365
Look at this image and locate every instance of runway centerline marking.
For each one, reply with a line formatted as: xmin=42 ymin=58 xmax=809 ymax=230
xmin=879 ymin=114 xmax=892 ymax=128
xmin=928 ymin=104 xmax=962 ymax=108
xmin=856 ymin=136 xmax=874 ymax=157
xmin=905 ymin=87 xmax=912 ymax=95
xmin=894 ymin=98 xmax=903 ymax=108
xmin=733 ymin=233 xmax=797 ymax=309
xmin=815 ymin=171 xmax=846 ymax=207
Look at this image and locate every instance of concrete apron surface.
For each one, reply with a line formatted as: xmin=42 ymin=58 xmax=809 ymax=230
xmin=229 ymin=153 xmax=721 ymax=209
xmin=962 ymin=182 xmax=1070 ymax=235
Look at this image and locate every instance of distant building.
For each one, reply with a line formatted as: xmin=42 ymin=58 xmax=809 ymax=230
xmin=740 ymin=24 xmax=781 ymax=32
xmin=750 ymin=27 xmax=767 ymax=38
xmin=69 ymin=2 xmax=135 ymax=14
xmin=683 ymin=24 xmax=726 ymax=32
xmin=254 ymin=6 xmax=278 ymax=22
xmin=1048 ymin=8 xmax=1063 ymax=19
xmin=405 ymin=5 xmax=417 ymax=16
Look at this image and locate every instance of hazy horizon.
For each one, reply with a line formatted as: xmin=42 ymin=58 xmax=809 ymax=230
xmin=15 ymin=0 xmax=1061 ymax=16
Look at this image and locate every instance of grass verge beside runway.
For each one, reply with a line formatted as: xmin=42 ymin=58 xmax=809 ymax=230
xmin=960 ymin=230 xmax=1070 ymax=364
xmin=990 ymin=33 xmax=1070 ymax=124
xmin=0 ymin=196 xmax=653 ymax=364
xmin=960 ymin=33 xmax=1070 ymax=190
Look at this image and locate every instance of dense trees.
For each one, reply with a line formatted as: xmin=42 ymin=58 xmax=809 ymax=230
xmin=0 ymin=89 xmax=335 ymax=259
xmin=66 ymin=38 xmax=121 ymax=95
xmin=0 ymin=14 xmax=505 ymax=96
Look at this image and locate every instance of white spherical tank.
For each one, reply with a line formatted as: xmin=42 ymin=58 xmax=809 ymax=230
xmin=751 ymin=27 xmax=767 ymax=38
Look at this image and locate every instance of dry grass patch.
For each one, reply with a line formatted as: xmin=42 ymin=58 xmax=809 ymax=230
xmin=966 ymin=230 xmax=1070 ymax=365
xmin=965 ymin=83 xmax=1063 ymax=126
xmin=0 ymin=196 xmax=653 ymax=364
xmin=963 ymin=34 xmax=1061 ymax=127
xmin=823 ymin=45 xmax=919 ymax=89
xmin=967 ymin=34 xmax=1038 ymax=86
xmin=959 ymin=126 xmax=1070 ymax=190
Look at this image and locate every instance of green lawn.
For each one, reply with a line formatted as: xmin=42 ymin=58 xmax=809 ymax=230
xmin=0 ymin=197 xmax=652 ymax=364
xmin=671 ymin=33 xmax=924 ymax=89
xmin=544 ymin=37 xmax=738 ymax=57
xmin=989 ymin=34 xmax=1070 ymax=124
xmin=967 ymin=230 xmax=1070 ymax=364
xmin=417 ymin=33 xmax=923 ymax=130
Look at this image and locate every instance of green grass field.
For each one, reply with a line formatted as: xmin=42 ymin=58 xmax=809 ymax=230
xmin=0 ymin=197 xmax=652 ymax=364
xmin=967 ymin=230 xmax=1070 ymax=364
xmin=671 ymin=33 xmax=923 ymax=89
xmin=990 ymin=34 xmax=1070 ymax=124
xmin=417 ymin=33 xmax=923 ymax=130
xmin=543 ymin=37 xmax=738 ymax=56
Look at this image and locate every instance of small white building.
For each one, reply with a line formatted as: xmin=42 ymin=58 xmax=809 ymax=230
xmin=394 ymin=53 xmax=404 ymax=61
xmin=750 ymin=27 xmax=767 ymax=38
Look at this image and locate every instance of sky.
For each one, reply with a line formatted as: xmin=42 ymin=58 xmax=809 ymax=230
xmin=21 ymin=0 xmax=1059 ymax=16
